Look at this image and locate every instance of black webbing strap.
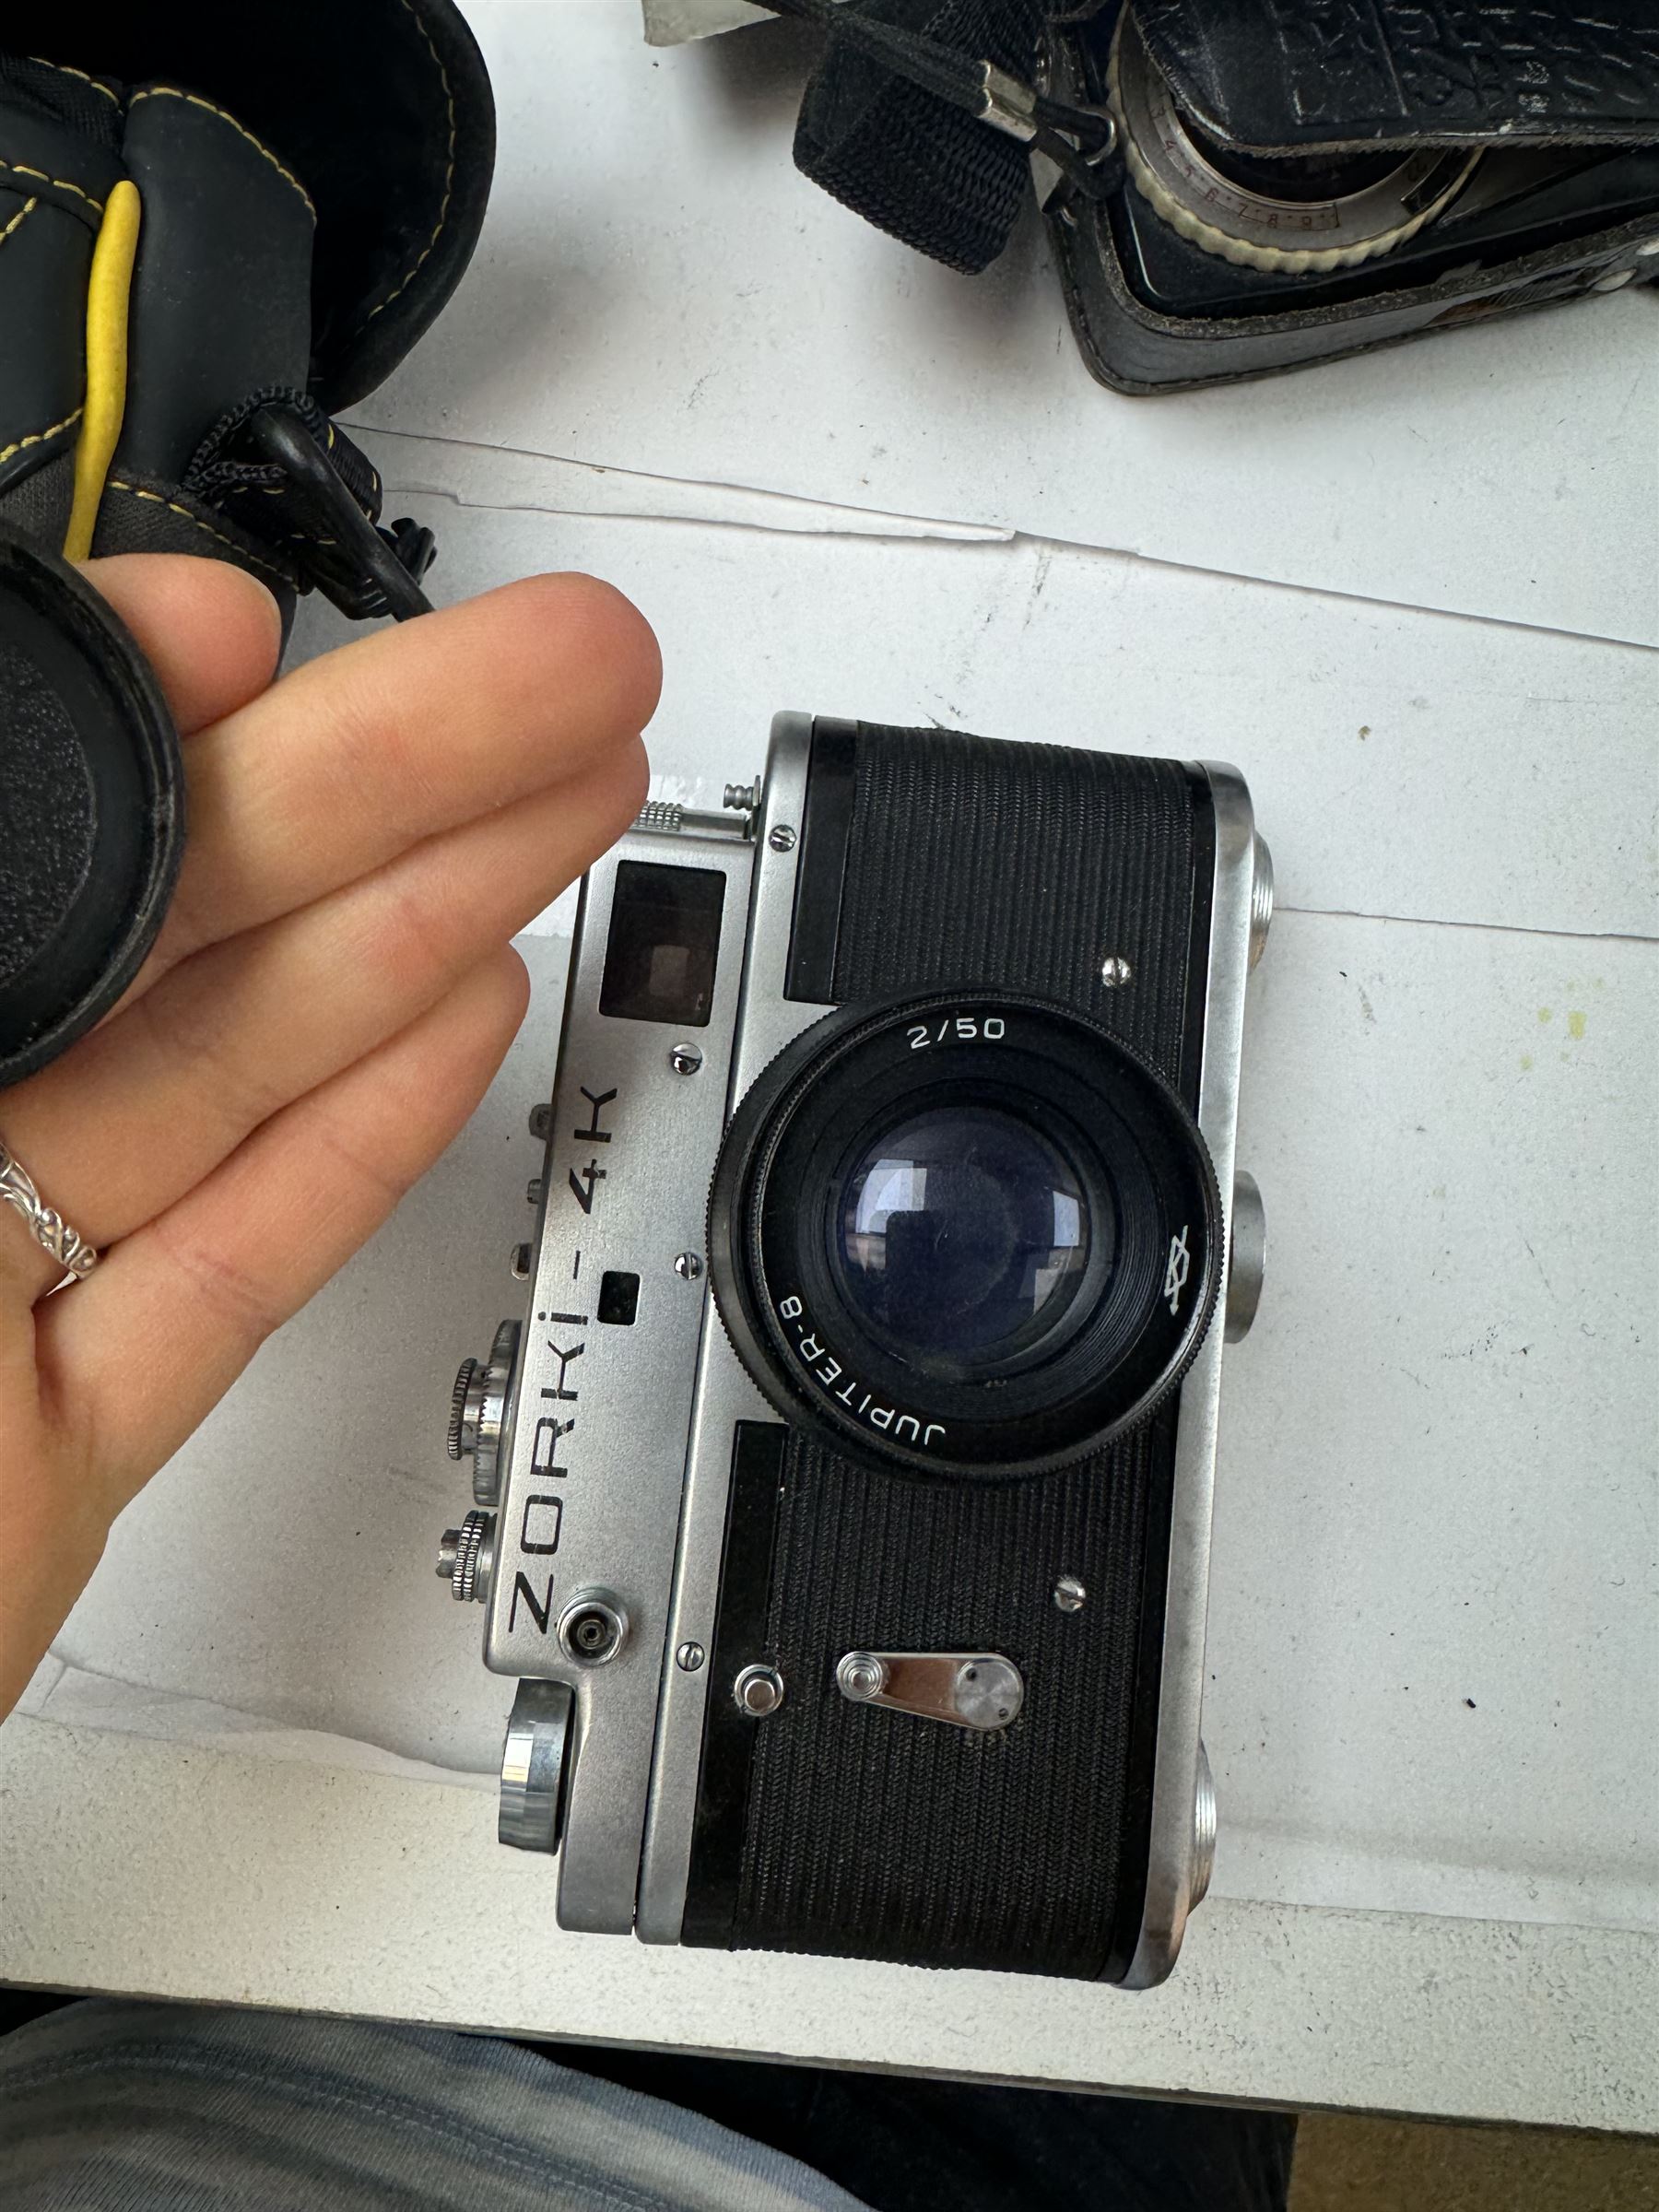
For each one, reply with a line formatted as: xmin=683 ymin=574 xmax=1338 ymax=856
xmin=749 ymin=0 xmax=1119 ymax=272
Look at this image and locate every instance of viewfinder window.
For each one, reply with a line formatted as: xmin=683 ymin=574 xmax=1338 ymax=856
xmin=599 ymin=862 xmax=724 ymax=1028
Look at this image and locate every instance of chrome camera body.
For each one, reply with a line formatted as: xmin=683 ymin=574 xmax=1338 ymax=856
xmin=439 ymin=712 xmax=1270 ymax=1984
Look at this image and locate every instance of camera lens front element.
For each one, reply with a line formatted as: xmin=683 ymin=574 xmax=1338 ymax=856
xmin=833 ymin=1105 xmax=1100 ymax=1377
xmin=708 ymin=994 xmax=1222 ymax=1478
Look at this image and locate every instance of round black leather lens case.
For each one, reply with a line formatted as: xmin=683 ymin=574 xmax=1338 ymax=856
xmin=0 ymin=525 xmax=182 ymax=1089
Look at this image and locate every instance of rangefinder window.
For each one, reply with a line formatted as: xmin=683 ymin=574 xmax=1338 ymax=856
xmin=599 ymin=862 xmax=725 ymax=1028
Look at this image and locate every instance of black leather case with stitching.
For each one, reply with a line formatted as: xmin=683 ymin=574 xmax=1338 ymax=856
xmin=1037 ymin=0 xmax=1659 ymax=396
xmin=0 ymin=7 xmax=493 ymax=1087
xmin=0 ymin=9 xmax=492 ymax=601
xmin=1131 ymin=0 xmax=1659 ymax=153
xmin=0 ymin=81 xmax=122 ymax=546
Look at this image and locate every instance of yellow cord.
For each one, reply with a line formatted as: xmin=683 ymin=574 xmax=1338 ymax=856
xmin=63 ymin=179 xmax=141 ymax=562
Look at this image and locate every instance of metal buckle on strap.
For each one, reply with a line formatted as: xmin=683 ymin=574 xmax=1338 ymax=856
xmin=974 ymin=58 xmax=1120 ymax=197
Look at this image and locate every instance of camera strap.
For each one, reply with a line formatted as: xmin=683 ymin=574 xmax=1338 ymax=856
xmin=182 ymin=392 xmax=437 ymax=625
xmin=747 ymin=0 xmax=1121 ymax=272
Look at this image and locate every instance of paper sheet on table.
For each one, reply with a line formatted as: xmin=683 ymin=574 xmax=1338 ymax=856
xmin=330 ymin=462 xmax=1659 ymax=945
xmin=641 ymin=0 xmax=764 ymax=43
xmin=347 ymin=1 xmax=1659 ymax=646
xmin=18 ymin=1656 xmax=491 ymax=1791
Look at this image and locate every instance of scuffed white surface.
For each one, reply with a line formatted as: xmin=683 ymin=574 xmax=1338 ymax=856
xmin=3 ymin=0 xmax=1656 ymax=2116
xmin=14 ymin=487 xmax=1658 ymax=2122
xmin=1217 ymin=912 xmax=1657 ymax=1936
xmin=364 ymin=428 xmax=1009 ymax=542
xmin=316 ymin=489 xmax=1656 ymax=944
xmin=17 ymin=1656 xmax=490 ymax=1792
xmin=347 ymin=2 xmax=1659 ymax=644
xmin=0 ymin=1721 xmax=1653 ymax=2131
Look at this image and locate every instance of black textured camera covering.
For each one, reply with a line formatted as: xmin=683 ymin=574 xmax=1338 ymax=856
xmin=700 ymin=726 xmax=1210 ymax=1977
xmin=734 ymin=1408 xmax=1177 ymax=1975
xmin=828 ymin=727 xmax=1203 ymax=1090
xmin=1133 ymin=0 xmax=1659 ymax=149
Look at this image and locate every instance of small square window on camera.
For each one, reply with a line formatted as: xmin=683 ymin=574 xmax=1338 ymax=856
xmin=598 ymin=1270 xmax=640 ymax=1326
xmin=600 ymin=862 xmax=725 ymax=1027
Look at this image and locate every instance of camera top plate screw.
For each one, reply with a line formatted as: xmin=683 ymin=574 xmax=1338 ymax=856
xmin=1099 ymin=955 xmax=1133 ymax=988
xmin=674 ymin=1251 xmax=704 ymax=1281
xmin=1053 ymin=1574 xmax=1088 ymax=1614
xmin=768 ymin=824 xmax=797 ymax=853
xmin=677 ymin=1641 xmax=706 ymax=1672
xmin=668 ymin=1041 xmax=703 ymax=1076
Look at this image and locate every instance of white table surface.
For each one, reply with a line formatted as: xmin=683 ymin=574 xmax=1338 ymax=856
xmin=3 ymin=0 xmax=1656 ymax=2134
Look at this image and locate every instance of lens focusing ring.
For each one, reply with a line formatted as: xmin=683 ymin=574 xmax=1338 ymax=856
xmin=1109 ymin=9 xmax=1480 ymax=275
xmin=708 ymin=993 xmax=1223 ymax=1479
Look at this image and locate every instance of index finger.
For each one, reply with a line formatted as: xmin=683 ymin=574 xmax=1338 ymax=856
xmin=82 ymin=555 xmax=282 ymax=735
xmin=149 ymin=571 xmax=662 ymax=979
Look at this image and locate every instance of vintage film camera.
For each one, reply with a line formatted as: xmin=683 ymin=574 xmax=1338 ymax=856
xmin=438 ymin=716 xmax=1270 ymax=1983
xmin=1044 ymin=0 xmax=1659 ymax=391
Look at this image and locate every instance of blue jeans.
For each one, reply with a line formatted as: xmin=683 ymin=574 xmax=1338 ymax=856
xmin=0 ymin=2000 xmax=869 ymax=2211
xmin=0 ymin=1998 xmax=1294 ymax=2211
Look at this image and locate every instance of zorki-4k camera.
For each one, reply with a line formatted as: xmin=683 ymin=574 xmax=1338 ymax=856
xmin=438 ymin=715 xmax=1271 ymax=1983
xmin=1043 ymin=0 xmax=1659 ymax=391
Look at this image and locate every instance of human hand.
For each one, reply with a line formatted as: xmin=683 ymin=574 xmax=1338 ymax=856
xmin=0 ymin=559 xmax=657 ymax=1719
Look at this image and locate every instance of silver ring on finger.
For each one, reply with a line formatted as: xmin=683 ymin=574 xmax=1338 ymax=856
xmin=0 ymin=1133 xmax=100 ymax=1281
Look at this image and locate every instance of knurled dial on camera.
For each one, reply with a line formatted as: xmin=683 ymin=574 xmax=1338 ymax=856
xmin=1109 ymin=9 xmax=1480 ymax=275
xmin=445 ymin=1317 xmax=521 ymax=1508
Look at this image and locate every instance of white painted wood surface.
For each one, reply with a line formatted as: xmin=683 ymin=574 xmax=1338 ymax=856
xmin=2 ymin=0 xmax=1654 ymax=2128
xmin=2 ymin=1725 xmax=1653 ymax=2133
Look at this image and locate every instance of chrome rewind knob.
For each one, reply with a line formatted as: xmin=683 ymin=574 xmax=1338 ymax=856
xmin=442 ymin=1318 xmax=521 ymax=1507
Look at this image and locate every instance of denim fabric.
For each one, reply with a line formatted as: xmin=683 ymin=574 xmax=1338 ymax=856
xmin=0 ymin=2001 xmax=873 ymax=2211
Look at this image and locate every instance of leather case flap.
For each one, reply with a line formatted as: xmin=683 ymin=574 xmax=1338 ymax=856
xmin=0 ymin=98 xmax=112 ymax=500
xmin=117 ymin=87 xmax=313 ymax=484
xmin=1129 ymin=0 xmax=1659 ymax=149
xmin=31 ymin=2 xmax=494 ymax=410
